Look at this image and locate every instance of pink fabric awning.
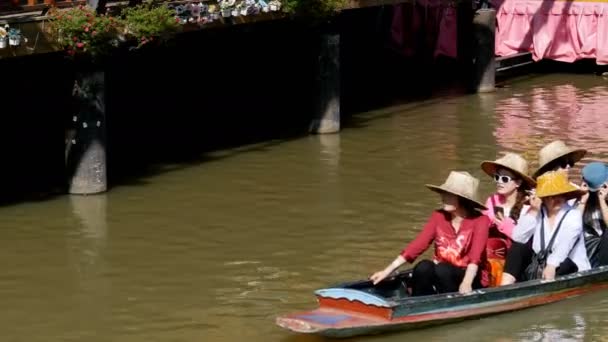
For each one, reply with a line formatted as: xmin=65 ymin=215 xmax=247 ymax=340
xmin=493 ymin=0 xmax=608 ymax=65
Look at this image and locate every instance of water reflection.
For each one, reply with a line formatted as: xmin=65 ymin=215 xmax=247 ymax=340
xmin=3 ymin=75 xmax=608 ymax=341
xmin=67 ymin=194 xmax=110 ymax=339
xmin=317 ymin=134 xmax=341 ymax=171
xmin=514 ymin=313 xmax=587 ymax=342
xmin=494 ymin=83 xmax=608 ymax=171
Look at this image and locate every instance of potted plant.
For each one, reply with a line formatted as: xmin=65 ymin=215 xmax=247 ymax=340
xmin=258 ymin=0 xmax=270 ymax=13
xmin=48 ymin=5 xmax=121 ymax=60
xmin=208 ymin=4 xmax=220 ymax=20
xmin=121 ymin=1 xmax=181 ymax=49
xmin=8 ymin=28 xmax=21 ymax=46
xmin=268 ymin=0 xmax=281 ymax=11
xmin=231 ymin=1 xmax=241 ymax=17
xmin=0 ymin=25 xmax=7 ymax=48
xmin=219 ymin=0 xmax=234 ymax=17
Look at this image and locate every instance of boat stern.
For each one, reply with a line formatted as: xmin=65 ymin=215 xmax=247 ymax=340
xmin=276 ymin=309 xmax=353 ymax=334
xmin=276 ymin=288 xmax=396 ymax=336
xmin=276 ymin=308 xmax=389 ymax=337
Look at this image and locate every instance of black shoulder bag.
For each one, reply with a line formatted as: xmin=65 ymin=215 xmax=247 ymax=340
xmin=525 ymin=209 xmax=572 ymax=280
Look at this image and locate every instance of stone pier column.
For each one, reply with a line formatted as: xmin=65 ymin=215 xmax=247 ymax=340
xmin=310 ymin=33 xmax=340 ymax=134
xmin=66 ymin=70 xmax=107 ymax=195
xmin=472 ymin=8 xmax=496 ymax=93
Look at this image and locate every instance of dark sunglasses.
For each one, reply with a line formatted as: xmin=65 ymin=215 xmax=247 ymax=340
xmin=494 ymin=174 xmax=513 ymax=184
xmin=551 ymin=158 xmax=573 ymax=170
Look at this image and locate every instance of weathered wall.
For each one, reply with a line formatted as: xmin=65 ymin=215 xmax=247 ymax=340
xmin=0 ymin=7 xmax=472 ymax=201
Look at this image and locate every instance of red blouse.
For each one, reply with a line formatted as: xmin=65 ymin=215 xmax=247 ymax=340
xmin=400 ymin=210 xmax=490 ymax=268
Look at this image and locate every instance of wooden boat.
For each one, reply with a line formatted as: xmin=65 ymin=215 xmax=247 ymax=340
xmin=276 ymin=265 xmax=608 ymax=338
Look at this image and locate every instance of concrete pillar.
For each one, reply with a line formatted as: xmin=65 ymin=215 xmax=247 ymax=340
xmin=310 ymin=33 xmax=340 ymax=134
xmin=472 ymin=8 xmax=496 ymax=93
xmin=66 ymin=71 xmax=107 ymax=195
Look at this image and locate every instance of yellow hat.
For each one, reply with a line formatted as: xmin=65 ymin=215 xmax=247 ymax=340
xmin=535 ymin=170 xmax=583 ymax=199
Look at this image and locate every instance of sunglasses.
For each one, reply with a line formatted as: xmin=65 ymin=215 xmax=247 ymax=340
xmin=550 ymin=158 xmax=573 ymax=170
xmin=494 ymin=174 xmax=513 ymax=184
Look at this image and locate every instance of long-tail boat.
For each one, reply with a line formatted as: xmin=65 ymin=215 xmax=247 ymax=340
xmin=275 ymin=266 xmax=608 ymax=338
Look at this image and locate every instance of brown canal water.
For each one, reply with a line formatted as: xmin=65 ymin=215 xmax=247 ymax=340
xmin=2 ymin=74 xmax=608 ymax=342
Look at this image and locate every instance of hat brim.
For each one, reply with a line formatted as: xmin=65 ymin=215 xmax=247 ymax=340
xmin=536 ymin=188 xmax=585 ymax=200
xmin=532 ymin=149 xmax=588 ymax=179
xmin=480 ymin=161 xmax=537 ymax=188
xmin=425 ymin=184 xmax=487 ymax=210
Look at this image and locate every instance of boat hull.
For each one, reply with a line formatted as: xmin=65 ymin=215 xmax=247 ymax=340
xmin=276 ymin=266 xmax=608 ymax=338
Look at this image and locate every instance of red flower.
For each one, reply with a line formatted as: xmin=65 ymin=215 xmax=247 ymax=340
xmin=76 ymin=42 xmax=84 ymax=48
xmin=73 ymin=36 xmax=78 ymax=42
xmin=85 ymin=27 xmax=89 ymax=32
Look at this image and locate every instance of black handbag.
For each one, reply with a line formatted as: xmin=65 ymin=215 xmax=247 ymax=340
xmin=583 ymin=210 xmax=607 ymax=268
xmin=525 ymin=209 xmax=572 ymax=280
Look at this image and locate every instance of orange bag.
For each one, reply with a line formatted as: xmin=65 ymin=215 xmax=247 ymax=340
xmin=487 ymin=258 xmax=505 ymax=287
xmin=486 ymin=237 xmax=509 ymax=287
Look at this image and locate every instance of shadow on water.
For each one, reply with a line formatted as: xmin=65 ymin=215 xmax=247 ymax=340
xmin=0 ymin=6 xmax=604 ymax=205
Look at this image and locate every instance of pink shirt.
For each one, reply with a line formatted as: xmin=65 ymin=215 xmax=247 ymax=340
xmin=482 ymin=194 xmax=529 ymax=239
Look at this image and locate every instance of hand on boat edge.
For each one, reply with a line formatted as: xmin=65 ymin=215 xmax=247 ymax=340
xmin=458 ymin=282 xmax=473 ymax=294
xmin=370 ymin=270 xmax=390 ymax=285
xmin=542 ymin=265 xmax=557 ymax=281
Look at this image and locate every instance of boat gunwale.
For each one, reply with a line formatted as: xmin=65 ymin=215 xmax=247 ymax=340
xmin=317 ymin=265 xmax=608 ymax=309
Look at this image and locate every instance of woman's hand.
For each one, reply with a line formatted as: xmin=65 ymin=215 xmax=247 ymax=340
xmin=370 ymin=270 xmax=391 ymax=285
xmin=542 ymin=265 xmax=557 ymax=281
xmin=527 ymin=192 xmax=542 ymax=213
xmin=370 ymin=256 xmax=406 ymax=285
xmin=458 ymin=281 xmax=473 ymax=294
xmin=598 ymin=185 xmax=608 ymax=202
xmin=459 ymin=263 xmax=478 ymax=294
xmin=493 ymin=211 xmax=504 ymax=226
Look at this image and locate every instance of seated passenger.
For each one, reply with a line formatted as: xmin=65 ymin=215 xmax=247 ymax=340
xmin=370 ymin=171 xmax=490 ymax=295
xmin=580 ymin=162 xmax=608 ymax=267
xmin=500 ymin=170 xmax=590 ymax=285
xmin=532 ymin=140 xmax=586 ymax=180
xmin=480 ymin=153 xmax=536 ymax=286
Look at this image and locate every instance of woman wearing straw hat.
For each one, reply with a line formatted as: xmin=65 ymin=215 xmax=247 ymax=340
xmin=532 ymin=140 xmax=587 ymax=180
xmin=500 ymin=170 xmax=590 ymax=284
xmin=370 ymin=171 xmax=491 ymax=295
xmin=580 ymin=162 xmax=608 ymax=267
xmin=480 ymin=153 xmax=536 ymax=286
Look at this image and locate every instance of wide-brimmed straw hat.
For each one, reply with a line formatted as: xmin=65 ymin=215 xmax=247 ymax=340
xmin=425 ymin=171 xmax=487 ymax=209
xmin=535 ymin=170 xmax=584 ymax=199
xmin=480 ymin=152 xmax=536 ymax=188
xmin=532 ymin=140 xmax=587 ymax=179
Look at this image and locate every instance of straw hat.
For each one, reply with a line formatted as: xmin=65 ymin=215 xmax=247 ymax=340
xmin=532 ymin=140 xmax=587 ymax=179
xmin=480 ymin=152 xmax=536 ymax=188
xmin=535 ymin=170 xmax=584 ymax=199
xmin=426 ymin=171 xmax=487 ymax=209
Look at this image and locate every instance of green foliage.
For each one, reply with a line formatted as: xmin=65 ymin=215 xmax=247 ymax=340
xmin=48 ymin=5 xmax=120 ymax=58
xmin=281 ymin=0 xmax=347 ymax=17
xmin=121 ymin=1 xmax=182 ymax=47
